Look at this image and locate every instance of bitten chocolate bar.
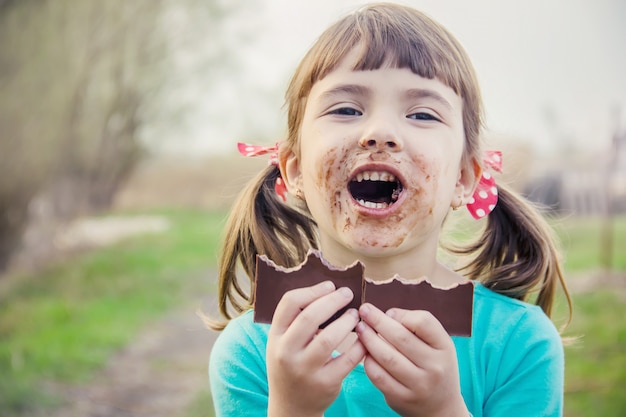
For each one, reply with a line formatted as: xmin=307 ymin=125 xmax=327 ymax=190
xmin=254 ymin=251 xmax=474 ymax=336
xmin=364 ymin=278 xmax=473 ymax=337
xmin=254 ymin=252 xmax=364 ymax=329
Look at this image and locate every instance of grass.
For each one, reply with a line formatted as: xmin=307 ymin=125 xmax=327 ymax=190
xmin=184 ymin=387 xmax=216 ymax=417
xmin=549 ymin=215 xmax=626 ymax=417
xmin=560 ymin=290 xmax=626 ymax=417
xmin=553 ymin=215 xmax=626 ymax=272
xmin=0 ymin=208 xmax=227 ymax=415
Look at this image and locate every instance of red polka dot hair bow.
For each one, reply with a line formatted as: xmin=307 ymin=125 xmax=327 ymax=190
xmin=466 ymin=150 xmax=502 ymax=219
xmin=237 ymin=142 xmax=287 ymax=202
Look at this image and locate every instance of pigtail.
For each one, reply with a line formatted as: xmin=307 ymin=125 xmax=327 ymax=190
xmin=206 ymin=164 xmax=318 ymax=331
xmin=455 ymin=184 xmax=572 ymax=325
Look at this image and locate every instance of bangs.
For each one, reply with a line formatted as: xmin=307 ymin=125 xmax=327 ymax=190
xmin=302 ymin=6 xmax=468 ymax=99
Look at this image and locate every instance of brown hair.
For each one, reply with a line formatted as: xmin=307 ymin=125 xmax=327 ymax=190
xmin=207 ymin=3 xmax=571 ymax=331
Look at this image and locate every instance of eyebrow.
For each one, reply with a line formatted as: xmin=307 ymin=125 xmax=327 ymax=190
xmin=404 ymin=88 xmax=453 ymax=111
xmin=317 ymin=84 xmax=455 ymax=111
xmin=318 ymin=84 xmax=371 ymax=101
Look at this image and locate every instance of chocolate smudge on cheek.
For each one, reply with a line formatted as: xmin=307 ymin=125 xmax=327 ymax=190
xmin=409 ymin=156 xmax=439 ymax=220
xmin=318 ymin=147 xmax=337 ymax=191
xmin=343 ymin=217 xmax=352 ymax=232
xmin=318 ymin=145 xmax=354 ymax=232
xmin=333 ymin=190 xmax=342 ymax=228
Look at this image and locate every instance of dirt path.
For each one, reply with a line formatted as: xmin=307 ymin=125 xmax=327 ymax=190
xmin=47 ymin=297 xmax=219 ymax=417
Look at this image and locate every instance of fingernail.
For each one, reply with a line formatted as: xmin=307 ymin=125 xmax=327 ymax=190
xmin=355 ymin=321 xmax=366 ymax=334
xmin=386 ymin=308 xmax=396 ymax=318
xmin=321 ymin=281 xmax=335 ymax=291
xmin=338 ymin=287 xmax=353 ymax=299
xmin=347 ymin=308 xmax=359 ymax=318
xmin=359 ymin=303 xmax=370 ymax=317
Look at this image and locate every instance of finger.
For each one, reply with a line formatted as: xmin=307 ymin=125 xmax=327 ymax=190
xmin=279 ymin=287 xmax=354 ymax=350
xmin=362 ymin=353 xmax=413 ymax=399
xmin=359 ymin=303 xmax=428 ymax=355
xmin=285 ymin=287 xmax=356 ymax=346
xmin=270 ymin=280 xmax=335 ymax=335
xmin=386 ymin=308 xmax=452 ymax=351
xmin=309 ymin=308 xmax=360 ymax=361
xmin=355 ymin=319 xmax=418 ymax=388
xmin=323 ymin=332 xmax=367 ymax=381
xmin=360 ymin=304 xmax=445 ymax=359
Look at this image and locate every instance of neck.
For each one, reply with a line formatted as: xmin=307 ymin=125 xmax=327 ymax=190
xmin=359 ymin=252 xmax=437 ymax=281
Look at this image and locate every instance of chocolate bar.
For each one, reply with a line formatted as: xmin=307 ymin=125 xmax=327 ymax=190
xmin=254 ymin=251 xmax=474 ymax=336
xmin=364 ymin=278 xmax=473 ymax=337
xmin=254 ymin=252 xmax=364 ymax=328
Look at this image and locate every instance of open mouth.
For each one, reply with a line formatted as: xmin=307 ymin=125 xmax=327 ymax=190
xmin=348 ymin=170 xmax=403 ymax=209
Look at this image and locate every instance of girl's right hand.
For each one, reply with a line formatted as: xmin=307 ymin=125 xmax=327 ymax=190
xmin=266 ymin=281 xmax=366 ymax=417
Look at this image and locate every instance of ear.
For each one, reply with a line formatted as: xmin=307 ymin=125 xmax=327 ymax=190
xmin=278 ymin=148 xmax=304 ymax=198
xmin=452 ymin=157 xmax=481 ymax=208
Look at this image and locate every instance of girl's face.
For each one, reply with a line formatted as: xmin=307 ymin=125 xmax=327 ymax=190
xmin=283 ymin=49 xmax=475 ymax=270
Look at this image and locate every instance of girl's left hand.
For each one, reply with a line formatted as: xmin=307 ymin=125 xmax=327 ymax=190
xmin=356 ymin=304 xmax=468 ymax=417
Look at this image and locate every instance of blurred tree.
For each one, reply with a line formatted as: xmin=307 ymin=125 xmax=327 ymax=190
xmin=0 ymin=0 xmax=250 ymax=270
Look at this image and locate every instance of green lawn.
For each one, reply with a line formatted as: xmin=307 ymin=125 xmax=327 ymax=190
xmin=0 ymin=211 xmax=624 ymax=417
xmin=0 ymin=208 xmax=226 ymax=415
xmin=538 ymin=215 xmax=626 ymax=416
xmin=553 ymin=215 xmax=626 ymax=272
xmin=561 ymin=290 xmax=626 ymax=417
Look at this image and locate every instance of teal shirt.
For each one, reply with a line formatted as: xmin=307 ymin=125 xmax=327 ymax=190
xmin=209 ymin=282 xmax=564 ymax=416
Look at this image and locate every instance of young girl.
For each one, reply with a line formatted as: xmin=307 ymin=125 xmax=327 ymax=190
xmin=207 ymin=3 xmax=572 ymax=416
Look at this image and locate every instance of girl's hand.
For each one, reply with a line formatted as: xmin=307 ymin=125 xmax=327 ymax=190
xmin=266 ymin=281 xmax=366 ymax=417
xmin=356 ymin=304 xmax=468 ymax=417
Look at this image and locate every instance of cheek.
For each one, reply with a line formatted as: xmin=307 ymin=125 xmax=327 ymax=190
xmin=309 ymin=146 xmax=340 ymax=192
xmin=316 ymin=145 xmax=343 ymax=192
xmin=404 ymin=153 xmax=440 ymax=214
xmin=316 ymin=144 xmax=354 ymax=227
xmin=302 ymin=143 xmax=358 ymax=237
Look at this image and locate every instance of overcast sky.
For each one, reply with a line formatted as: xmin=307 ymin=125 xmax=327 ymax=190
xmin=158 ymin=0 xmax=626 ymax=157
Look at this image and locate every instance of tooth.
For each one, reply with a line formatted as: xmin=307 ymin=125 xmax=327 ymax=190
xmin=354 ymin=170 xmax=399 ymax=184
xmin=356 ymin=199 xmax=391 ymax=209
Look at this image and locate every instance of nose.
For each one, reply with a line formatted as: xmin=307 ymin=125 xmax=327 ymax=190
xmin=358 ymin=109 xmax=404 ymax=151
xmin=358 ymin=136 xmax=402 ymax=151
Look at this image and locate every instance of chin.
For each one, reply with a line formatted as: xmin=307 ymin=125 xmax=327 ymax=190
xmin=344 ymin=230 xmax=408 ymax=254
